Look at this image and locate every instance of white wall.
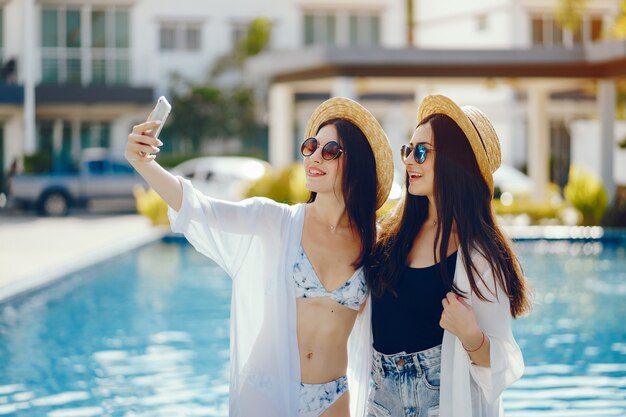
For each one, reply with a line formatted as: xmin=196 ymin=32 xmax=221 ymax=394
xmin=4 ymin=0 xmax=24 ymax=81
xmin=415 ymin=0 xmax=516 ymax=49
xmin=134 ymin=0 xmax=318 ymax=103
xmin=3 ymin=112 xmax=24 ymax=170
xmin=131 ymin=0 xmax=404 ymax=95
xmin=2 ymin=0 xmax=27 ymax=168
xmin=570 ymin=119 xmax=626 ymax=186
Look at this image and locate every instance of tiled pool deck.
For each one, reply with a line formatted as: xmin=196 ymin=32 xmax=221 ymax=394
xmin=0 ymin=213 xmax=623 ymax=303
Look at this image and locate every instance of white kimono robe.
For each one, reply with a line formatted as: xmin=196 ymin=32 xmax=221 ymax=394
xmin=356 ymin=248 xmax=523 ymax=417
xmin=437 ymin=248 xmax=525 ymax=417
xmin=168 ymin=177 xmax=372 ymax=417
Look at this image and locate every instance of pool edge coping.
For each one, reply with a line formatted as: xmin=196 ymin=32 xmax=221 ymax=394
xmin=2 ymin=225 xmax=624 ymax=304
xmin=0 ymin=227 xmax=168 ymax=304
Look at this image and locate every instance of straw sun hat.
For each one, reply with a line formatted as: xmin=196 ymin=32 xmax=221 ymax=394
xmin=305 ymin=97 xmax=394 ymax=209
xmin=417 ymin=94 xmax=502 ymax=193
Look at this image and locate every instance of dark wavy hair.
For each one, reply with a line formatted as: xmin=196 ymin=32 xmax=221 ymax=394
xmin=307 ymin=118 xmax=378 ymax=268
xmin=367 ymin=114 xmax=531 ymax=318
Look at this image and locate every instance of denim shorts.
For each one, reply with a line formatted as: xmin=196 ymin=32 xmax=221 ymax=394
xmin=366 ymin=344 xmax=442 ymax=417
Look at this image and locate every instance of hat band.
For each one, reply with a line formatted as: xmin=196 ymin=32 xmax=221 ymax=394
xmin=467 ymin=118 xmax=491 ymax=169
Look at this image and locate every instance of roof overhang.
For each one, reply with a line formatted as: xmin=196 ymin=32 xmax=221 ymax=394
xmin=248 ymin=40 xmax=626 ymax=83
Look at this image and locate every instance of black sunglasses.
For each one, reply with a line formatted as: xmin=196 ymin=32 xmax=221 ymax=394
xmin=400 ymin=143 xmax=434 ymax=164
xmin=300 ymin=137 xmax=344 ymax=161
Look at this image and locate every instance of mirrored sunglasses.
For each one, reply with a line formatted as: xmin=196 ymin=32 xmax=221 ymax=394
xmin=400 ymin=143 xmax=434 ymax=164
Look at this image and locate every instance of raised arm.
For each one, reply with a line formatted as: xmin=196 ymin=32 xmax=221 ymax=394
xmin=126 ymin=120 xmax=291 ymax=276
xmin=125 ymin=121 xmax=183 ymax=211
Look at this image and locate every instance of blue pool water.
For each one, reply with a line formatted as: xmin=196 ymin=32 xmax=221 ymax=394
xmin=0 ymin=237 xmax=624 ymax=416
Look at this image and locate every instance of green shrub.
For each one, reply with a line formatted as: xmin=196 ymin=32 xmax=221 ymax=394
xmin=23 ymin=151 xmax=52 ymax=173
xmin=493 ymin=198 xmax=563 ymax=222
xmin=564 ymin=166 xmax=608 ymax=226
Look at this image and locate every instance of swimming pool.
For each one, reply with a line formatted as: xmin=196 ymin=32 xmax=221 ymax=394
xmin=0 ymin=236 xmax=624 ymax=416
xmin=504 ymin=238 xmax=626 ymax=416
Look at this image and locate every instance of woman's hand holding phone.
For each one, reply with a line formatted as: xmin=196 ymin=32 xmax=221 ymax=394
xmin=125 ymin=96 xmax=171 ymax=164
xmin=123 ymin=96 xmax=183 ymax=210
xmin=125 ymin=121 xmax=163 ymax=163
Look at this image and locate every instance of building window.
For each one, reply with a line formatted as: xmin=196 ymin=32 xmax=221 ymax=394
xmin=551 ymin=18 xmax=563 ymax=46
xmin=36 ymin=120 xmax=112 ymax=171
xmin=159 ymin=22 xmax=202 ymax=51
xmin=531 ymin=17 xmax=543 ymax=45
xmin=231 ymin=22 xmax=249 ymax=49
xmin=349 ymin=13 xmax=380 ymax=46
xmin=475 ymin=14 xmax=488 ymax=32
xmin=91 ymin=9 xmax=130 ymax=84
xmin=304 ymin=13 xmax=336 ymax=46
xmin=80 ymin=122 xmax=110 ymax=149
xmin=36 ymin=121 xmax=74 ymax=172
xmin=41 ymin=6 xmax=130 ymax=85
xmin=530 ymin=14 xmax=604 ymax=48
xmin=590 ymin=17 xmax=603 ymax=41
xmin=304 ymin=11 xmax=380 ymax=47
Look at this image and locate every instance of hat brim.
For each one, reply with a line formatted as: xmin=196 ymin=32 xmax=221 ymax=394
xmin=305 ymin=97 xmax=394 ymax=209
xmin=417 ymin=95 xmax=496 ymax=192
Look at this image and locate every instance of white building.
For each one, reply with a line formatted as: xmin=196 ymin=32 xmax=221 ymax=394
xmin=0 ymin=0 xmax=624 ymax=200
xmin=0 ymin=0 xmax=404 ymax=183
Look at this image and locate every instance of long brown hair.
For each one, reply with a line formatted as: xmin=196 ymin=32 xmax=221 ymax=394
xmin=367 ymin=114 xmax=531 ymax=318
xmin=307 ymin=118 xmax=378 ymax=268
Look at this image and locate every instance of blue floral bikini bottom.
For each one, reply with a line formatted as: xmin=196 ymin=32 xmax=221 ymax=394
xmin=299 ymin=375 xmax=348 ymax=417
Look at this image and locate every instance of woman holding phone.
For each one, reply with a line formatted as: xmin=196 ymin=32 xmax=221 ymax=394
xmin=125 ymin=97 xmax=393 ymax=417
xmin=366 ymin=94 xmax=531 ymax=417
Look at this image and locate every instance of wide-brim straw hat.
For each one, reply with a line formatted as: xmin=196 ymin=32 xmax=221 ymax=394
xmin=305 ymin=97 xmax=394 ymax=209
xmin=417 ymin=94 xmax=502 ymax=193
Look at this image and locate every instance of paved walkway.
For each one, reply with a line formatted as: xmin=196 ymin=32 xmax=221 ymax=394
xmin=0 ymin=212 xmax=167 ymax=302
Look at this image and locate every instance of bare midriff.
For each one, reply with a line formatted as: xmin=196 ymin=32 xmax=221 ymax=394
xmin=296 ymin=296 xmax=358 ymax=384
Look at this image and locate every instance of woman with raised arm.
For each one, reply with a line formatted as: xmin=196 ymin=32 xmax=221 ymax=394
xmin=126 ymin=97 xmax=393 ymax=417
xmin=366 ymin=94 xmax=531 ymax=417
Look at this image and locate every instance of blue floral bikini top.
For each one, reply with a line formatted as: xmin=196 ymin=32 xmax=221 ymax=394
xmin=293 ymin=245 xmax=368 ymax=310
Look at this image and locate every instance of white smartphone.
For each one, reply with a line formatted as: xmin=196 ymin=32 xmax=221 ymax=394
xmin=146 ymin=96 xmax=172 ymax=138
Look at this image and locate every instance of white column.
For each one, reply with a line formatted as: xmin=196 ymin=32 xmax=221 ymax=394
xmin=414 ymin=84 xmax=433 ymax=113
xmin=598 ymin=79 xmax=616 ymax=203
xmin=383 ymin=101 xmax=408 ymax=172
xmin=268 ymin=83 xmax=294 ymax=170
xmin=332 ymin=77 xmax=356 ymax=99
xmin=22 ymin=0 xmax=36 ymax=154
xmin=527 ymin=85 xmax=550 ymax=201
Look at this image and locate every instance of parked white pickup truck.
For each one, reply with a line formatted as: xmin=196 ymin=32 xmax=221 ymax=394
xmin=9 ymin=148 xmax=147 ymax=216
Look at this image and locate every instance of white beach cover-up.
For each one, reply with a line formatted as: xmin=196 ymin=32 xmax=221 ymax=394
xmin=437 ymin=249 xmax=525 ymax=417
xmin=362 ymin=248 xmax=524 ymax=417
xmin=168 ymin=177 xmax=372 ymax=417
